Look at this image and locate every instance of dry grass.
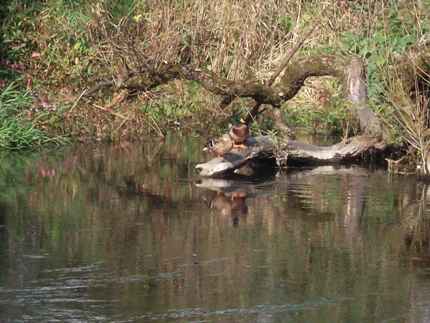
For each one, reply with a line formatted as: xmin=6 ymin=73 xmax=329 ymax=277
xmin=4 ymin=0 xmax=430 ymax=140
xmin=386 ymin=64 xmax=430 ymax=174
xmin=86 ymin=1 xmax=294 ymax=80
xmin=76 ymin=0 xmax=374 ymax=135
xmin=89 ymin=1 xmax=384 ymax=77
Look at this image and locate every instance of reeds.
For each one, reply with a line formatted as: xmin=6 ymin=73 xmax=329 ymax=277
xmin=386 ymin=59 xmax=430 ymax=174
xmin=86 ymin=1 xmax=303 ymax=80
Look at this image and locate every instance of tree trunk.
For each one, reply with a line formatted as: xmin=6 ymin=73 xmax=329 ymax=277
xmin=345 ymin=57 xmax=382 ymax=137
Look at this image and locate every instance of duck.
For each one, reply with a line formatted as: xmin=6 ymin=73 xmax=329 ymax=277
xmin=203 ymin=134 xmax=233 ymax=157
xmin=229 ymin=123 xmax=249 ymax=148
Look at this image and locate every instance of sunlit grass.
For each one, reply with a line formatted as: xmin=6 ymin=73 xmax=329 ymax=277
xmin=0 ymin=82 xmax=67 ymax=150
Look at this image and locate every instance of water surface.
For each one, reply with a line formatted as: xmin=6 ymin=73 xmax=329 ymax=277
xmin=1 ymin=136 xmax=430 ymax=322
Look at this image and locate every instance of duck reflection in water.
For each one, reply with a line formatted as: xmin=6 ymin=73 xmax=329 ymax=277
xmin=210 ymin=191 xmax=248 ymax=226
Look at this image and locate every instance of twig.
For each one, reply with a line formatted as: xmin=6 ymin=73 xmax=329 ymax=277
xmin=146 ymin=114 xmax=165 ymax=137
xmin=245 ymin=5 xmax=329 ymax=124
xmin=267 ymin=23 xmax=321 ymax=87
xmin=67 ymin=89 xmax=87 ymax=115
xmin=114 ymin=117 xmax=130 ymax=133
xmin=244 ymin=101 xmax=261 ymax=124
xmin=91 ymin=103 xmax=128 ymax=120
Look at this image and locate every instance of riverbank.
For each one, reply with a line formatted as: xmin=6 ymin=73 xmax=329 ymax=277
xmin=0 ymin=1 xmax=429 ymax=155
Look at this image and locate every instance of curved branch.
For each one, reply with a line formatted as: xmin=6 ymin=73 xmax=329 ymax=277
xmin=85 ymin=55 xmax=342 ymax=104
xmin=83 ymin=55 xmax=383 ymax=137
xmin=276 ymin=55 xmax=342 ymax=100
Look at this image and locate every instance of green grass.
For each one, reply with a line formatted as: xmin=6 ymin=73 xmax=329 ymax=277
xmin=338 ymin=5 xmax=428 ymax=107
xmin=0 ymin=82 xmax=67 ymax=150
xmin=283 ymin=105 xmax=349 ymax=136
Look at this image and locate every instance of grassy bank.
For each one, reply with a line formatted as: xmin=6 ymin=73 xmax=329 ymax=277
xmin=0 ymin=82 xmax=66 ymax=149
xmin=0 ymin=0 xmax=429 ymax=147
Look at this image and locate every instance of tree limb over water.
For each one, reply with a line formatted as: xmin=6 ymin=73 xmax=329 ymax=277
xmin=88 ymin=54 xmax=382 ymax=135
xmin=86 ymin=47 xmax=430 ymax=174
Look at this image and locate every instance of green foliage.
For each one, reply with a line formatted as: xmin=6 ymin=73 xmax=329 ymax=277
xmin=0 ymin=82 xmax=66 ymax=150
xmin=141 ymin=100 xmax=198 ymax=125
xmin=1 ymin=0 xmax=94 ymax=86
xmin=278 ymin=15 xmax=293 ymax=33
xmin=138 ymin=81 xmax=214 ymax=132
xmin=1 ymin=1 xmax=44 ymax=61
xmin=283 ymin=95 xmax=349 ymax=135
xmin=106 ymin=0 xmax=138 ymax=19
xmin=340 ymin=7 xmax=428 ymax=105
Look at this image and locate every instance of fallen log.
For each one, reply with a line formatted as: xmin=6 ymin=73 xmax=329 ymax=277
xmin=195 ymin=136 xmax=276 ymax=177
xmin=196 ymin=135 xmax=390 ymax=177
xmin=278 ymin=135 xmax=388 ymax=166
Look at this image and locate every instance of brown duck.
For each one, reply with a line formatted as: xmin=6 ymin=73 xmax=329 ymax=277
xmin=229 ymin=123 xmax=249 ymax=148
xmin=204 ymin=134 xmax=233 ymax=157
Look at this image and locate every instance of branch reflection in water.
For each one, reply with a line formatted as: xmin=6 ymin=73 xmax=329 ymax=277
xmin=0 ymin=138 xmax=430 ymax=322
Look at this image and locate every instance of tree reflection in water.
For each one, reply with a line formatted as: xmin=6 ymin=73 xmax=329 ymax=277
xmin=0 ymin=139 xmax=430 ymax=322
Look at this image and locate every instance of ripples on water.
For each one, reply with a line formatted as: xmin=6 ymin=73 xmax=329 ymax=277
xmin=1 ymin=137 xmax=430 ymax=322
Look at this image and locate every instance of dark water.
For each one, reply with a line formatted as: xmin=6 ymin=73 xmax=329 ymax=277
xmin=1 ymin=136 xmax=430 ymax=322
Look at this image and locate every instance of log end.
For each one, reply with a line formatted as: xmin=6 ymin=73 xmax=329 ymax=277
xmin=196 ymin=135 xmax=276 ymax=177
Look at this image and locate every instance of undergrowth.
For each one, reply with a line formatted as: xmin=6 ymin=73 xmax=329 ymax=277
xmin=285 ymin=1 xmax=430 ymax=135
xmin=0 ymin=0 xmax=429 ymax=145
xmin=0 ymin=82 xmax=66 ymax=150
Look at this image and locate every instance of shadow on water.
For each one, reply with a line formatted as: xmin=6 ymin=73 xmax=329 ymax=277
xmin=1 ymin=136 xmax=430 ymax=322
